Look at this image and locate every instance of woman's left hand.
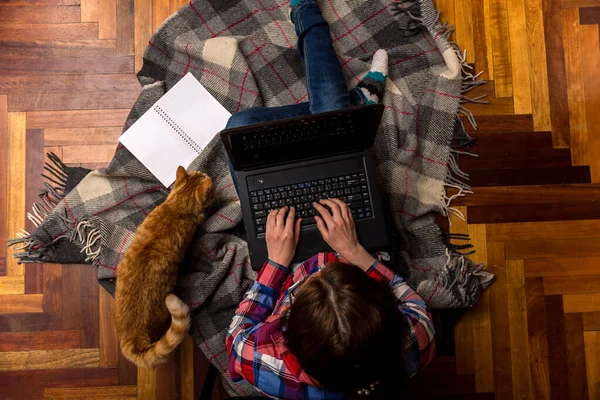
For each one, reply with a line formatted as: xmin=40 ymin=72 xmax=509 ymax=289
xmin=265 ymin=206 xmax=302 ymax=267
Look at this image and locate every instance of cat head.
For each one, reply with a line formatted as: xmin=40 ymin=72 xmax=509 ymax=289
xmin=168 ymin=166 xmax=213 ymax=214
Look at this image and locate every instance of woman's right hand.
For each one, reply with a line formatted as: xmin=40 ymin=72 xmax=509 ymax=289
xmin=313 ymin=199 xmax=375 ymax=270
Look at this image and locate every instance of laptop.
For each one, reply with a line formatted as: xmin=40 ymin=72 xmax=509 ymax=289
xmin=221 ymin=104 xmax=389 ymax=270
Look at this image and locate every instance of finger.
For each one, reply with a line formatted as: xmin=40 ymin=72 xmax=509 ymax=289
xmin=294 ymin=218 xmax=302 ymax=242
xmin=315 ymin=215 xmax=329 ymax=240
xmin=276 ymin=206 xmax=288 ymax=229
xmin=285 ymin=207 xmax=295 ymax=231
xmin=330 ymin=198 xmax=352 ymax=222
xmin=266 ymin=209 xmax=277 ymax=230
xmin=320 ymin=198 xmax=341 ymax=219
xmin=313 ymin=202 xmax=334 ymax=226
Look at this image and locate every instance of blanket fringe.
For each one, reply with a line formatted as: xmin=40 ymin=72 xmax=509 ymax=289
xmin=71 ymin=218 xmax=102 ymax=263
xmin=434 ymin=249 xmax=492 ymax=300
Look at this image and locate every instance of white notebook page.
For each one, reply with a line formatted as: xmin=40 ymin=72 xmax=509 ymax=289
xmin=119 ymin=73 xmax=231 ymax=187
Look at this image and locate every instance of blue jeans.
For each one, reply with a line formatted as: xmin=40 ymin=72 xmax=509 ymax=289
xmin=226 ymin=0 xmax=350 ymax=130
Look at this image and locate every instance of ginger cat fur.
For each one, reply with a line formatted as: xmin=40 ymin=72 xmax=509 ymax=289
xmin=115 ymin=166 xmax=213 ymax=368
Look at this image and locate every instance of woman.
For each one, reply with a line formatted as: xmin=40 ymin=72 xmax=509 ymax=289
xmin=226 ymin=1 xmax=435 ymax=398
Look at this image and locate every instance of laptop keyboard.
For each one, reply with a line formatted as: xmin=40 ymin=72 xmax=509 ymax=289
xmin=250 ymin=171 xmax=372 ymax=234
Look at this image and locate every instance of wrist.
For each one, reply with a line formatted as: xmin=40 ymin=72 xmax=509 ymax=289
xmin=267 ymin=256 xmax=291 ymax=268
xmin=343 ymin=246 xmax=374 ymax=271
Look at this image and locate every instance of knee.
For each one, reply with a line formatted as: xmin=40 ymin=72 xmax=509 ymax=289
xmin=225 ymin=108 xmax=265 ymax=129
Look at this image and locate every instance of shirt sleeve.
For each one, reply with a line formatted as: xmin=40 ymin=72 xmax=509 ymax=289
xmin=365 ymin=260 xmax=436 ymax=376
xmin=226 ymin=260 xmax=328 ymax=399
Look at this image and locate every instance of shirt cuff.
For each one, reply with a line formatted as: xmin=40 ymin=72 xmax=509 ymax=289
xmin=365 ymin=259 xmax=396 ymax=284
xmin=256 ymin=259 xmax=290 ymax=291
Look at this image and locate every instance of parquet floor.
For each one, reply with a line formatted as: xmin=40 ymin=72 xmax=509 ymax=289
xmin=0 ymin=0 xmax=599 ymax=399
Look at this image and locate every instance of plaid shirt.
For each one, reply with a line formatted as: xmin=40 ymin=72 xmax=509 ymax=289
xmin=226 ymin=252 xmax=436 ymax=399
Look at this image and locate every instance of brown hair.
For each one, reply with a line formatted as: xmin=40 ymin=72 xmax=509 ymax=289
xmin=282 ymin=261 xmax=406 ymax=397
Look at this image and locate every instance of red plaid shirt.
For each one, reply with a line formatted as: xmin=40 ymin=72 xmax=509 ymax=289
xmin=226 ymin=252 xmax=436 ymax=399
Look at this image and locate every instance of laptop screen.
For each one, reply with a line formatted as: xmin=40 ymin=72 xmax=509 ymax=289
xmin=222 ymin=104 xmax=384 ymax=171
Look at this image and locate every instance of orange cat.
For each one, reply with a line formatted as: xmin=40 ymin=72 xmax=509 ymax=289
xmin=114 ymin=166 xmax=213 ymax=368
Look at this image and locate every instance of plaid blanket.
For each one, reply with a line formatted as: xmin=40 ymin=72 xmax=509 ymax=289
xmin=9 ymin=0 xmax=494 ymax=396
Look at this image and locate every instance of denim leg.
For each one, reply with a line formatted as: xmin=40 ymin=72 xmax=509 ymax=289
xmin=224 ymin=103 xmax=311 ymax=191
xmin=291 ymin=0 xmax=350 ymax=114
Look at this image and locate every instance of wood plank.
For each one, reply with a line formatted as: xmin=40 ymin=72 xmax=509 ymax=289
xmin=0 ymin=331 xmax=81 ymax=352
xmin=465 ymin=202 xmax=600 ymax=224
xmin=0 ymin=294 xmax=43 ymax=313
xmin=582 ymin=312 xmax=600 ymax=331
xmin=134 ymin=0 xmax=153 ymax=72
xmin=42 ymin=264 xmax=62 ymax=313
xmin=27 ymin=109 xmax=130 ymax=129
xmin=153 ymin=0 xmax=171 ymax=32
xmin=489 ymin=0 xmax=513 ymax=96
xmin=170 ymin=0 xmax=189 ymax=14
xmin=579 ymin=6 xmax=600 ymax=24
xmin=507 ymin=0 xmax=533 ymax=114
xmin=25 ymin=264 xmax=43 ymax=294
xmin=0 ymin=23 xmax=99 ymax=42
xmin=61 ymin=264 xmax=82 ymax=334
xmin=544 ymin=275 xmax=600 ymax=295
xmin=99 ymin=287 xmax=118 ymax=367
xmin=80 ymin=265 xmax=99 ymax=348
xmin=0 ymin=312 xmax=62 ymax=332
xmin=6 ymin=112 xmax=26 ymax=276
xmin=563 ymin=294 xmax=600 ymax=313
xmin=462 ymin=114 xmax=534 ymax=133
xmin=506 ymin=259 xmax=533 ymax=400
xmin=454 ymin=184 xmax=600 ymax=206
xmin=473 ymin=0 xmax=493 ymax=80
xmin=486 ymin=242 xmax=513 ymax=400
xmin=525 ymin=257 xmax=600 ymax=278
xmin=581 ymin=24 xmax=600 ymax=183
xmin=0 ymin=56 xmax=134 ymax=76
xmin=583 ymin=332 xmax=600 ymax=400
xmin=487 ymin=220 xmax=600 ymax=242
xmin=98 ymin=0 xmax=116 ymax=39
xmin=545 ymin=295 xmax=571 ymax=398
xmin=138 ymin=364 xmax=157 ymax=400
xmin=80 ymin=0 xmax=98 ymax=22
xmin=468 ymin=224 xmax=494 ymax=392
xmin=156 ymin=352 xmax=180 ymax=400
xmin=0 ymin=348 xmax=98 ymax=371
xmin=0 ymin=74 xmax=139 ymax=94
xmin=0 ymin=275 xmax=25 ymax=295
xmin=116 ymin=0 xmax=135 ymax=54
xmin=0 ymin=368 xmax=119 ymax=400
xmin=0 ymin=5 xmax=80 ymax=23
xmin=436 ymin=0 xmax=456 ymax=41
xmin=45 ymin=127 xmax=122 ymax=146
xmin=525 ymin=278 xmax=551 ymax=400
xmin=525 ymin=0 xmax=553 ymax=131
xmin=542 ymin=0 xmax=571 ymax=147
xmin=118 ymin=347 xmax=137 ymax=385
xmin=62 ymin=145 xmax=116 ymax=164
xmin=44 ymin=385 xmax=137 ymax=399
xmin=561 ymin=0 xmax=600 ymax=7
xmin=467 ymin=165 xmax=591 ymax=187
xmin=9 ymin=91 xmax=139 ymax=112
xmin=562 ymin=8 xmax=590 ymax=165
xmin=0 ymin=40 xmax=118 ymax=59
xmin=467 ymin=96 xmax=514 ymax=115
xmin=180 ymin=336 xmax=195 ymax=400
xmin=505 ymin=237 xmax=600 ymax=259
xmin=454 ymin=0 xmax=475 ymax=63
xmin=564 ymin=313 xmax=590 ymax=400
xmin=0 ymin=96 xmax=7 ymax=275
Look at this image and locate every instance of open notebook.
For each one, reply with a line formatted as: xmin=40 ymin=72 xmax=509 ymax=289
xmin=119 ymin=73 xmax=231 ymax=187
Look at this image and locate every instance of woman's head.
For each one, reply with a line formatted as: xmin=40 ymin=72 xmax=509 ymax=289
xmin=283 ymin=261 xmax=405 ymax=396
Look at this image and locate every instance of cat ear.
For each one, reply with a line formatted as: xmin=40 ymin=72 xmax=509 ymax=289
xmin=176 ymin=166 xmax=188 ymax=183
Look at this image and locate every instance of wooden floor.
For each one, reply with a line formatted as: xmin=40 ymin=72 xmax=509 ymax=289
xmin=1 ymin=0 xmax=599 ymax=399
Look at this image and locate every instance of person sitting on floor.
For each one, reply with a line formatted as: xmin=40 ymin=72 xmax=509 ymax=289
xmin=226 ymin=2 xmax=435 ymax=398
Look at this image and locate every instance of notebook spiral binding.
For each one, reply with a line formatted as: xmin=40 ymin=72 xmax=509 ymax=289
xmin=154 ymin=105 xmax=202 ymax=154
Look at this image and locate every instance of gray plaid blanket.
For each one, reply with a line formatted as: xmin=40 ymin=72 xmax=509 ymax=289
xmin=9 ymin=0 xmax=494 ymax=396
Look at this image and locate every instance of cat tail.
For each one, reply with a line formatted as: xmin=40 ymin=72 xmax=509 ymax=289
xmin=121 ymin=294 xmax=191 ymax=368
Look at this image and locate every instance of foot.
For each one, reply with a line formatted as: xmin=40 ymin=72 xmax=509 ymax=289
xmin=351 ymin=49 xmax=388 ymax=105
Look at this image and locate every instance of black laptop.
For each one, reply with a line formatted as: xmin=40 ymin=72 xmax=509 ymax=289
xmin=221 ymin=104 xmax=388 ymax=270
